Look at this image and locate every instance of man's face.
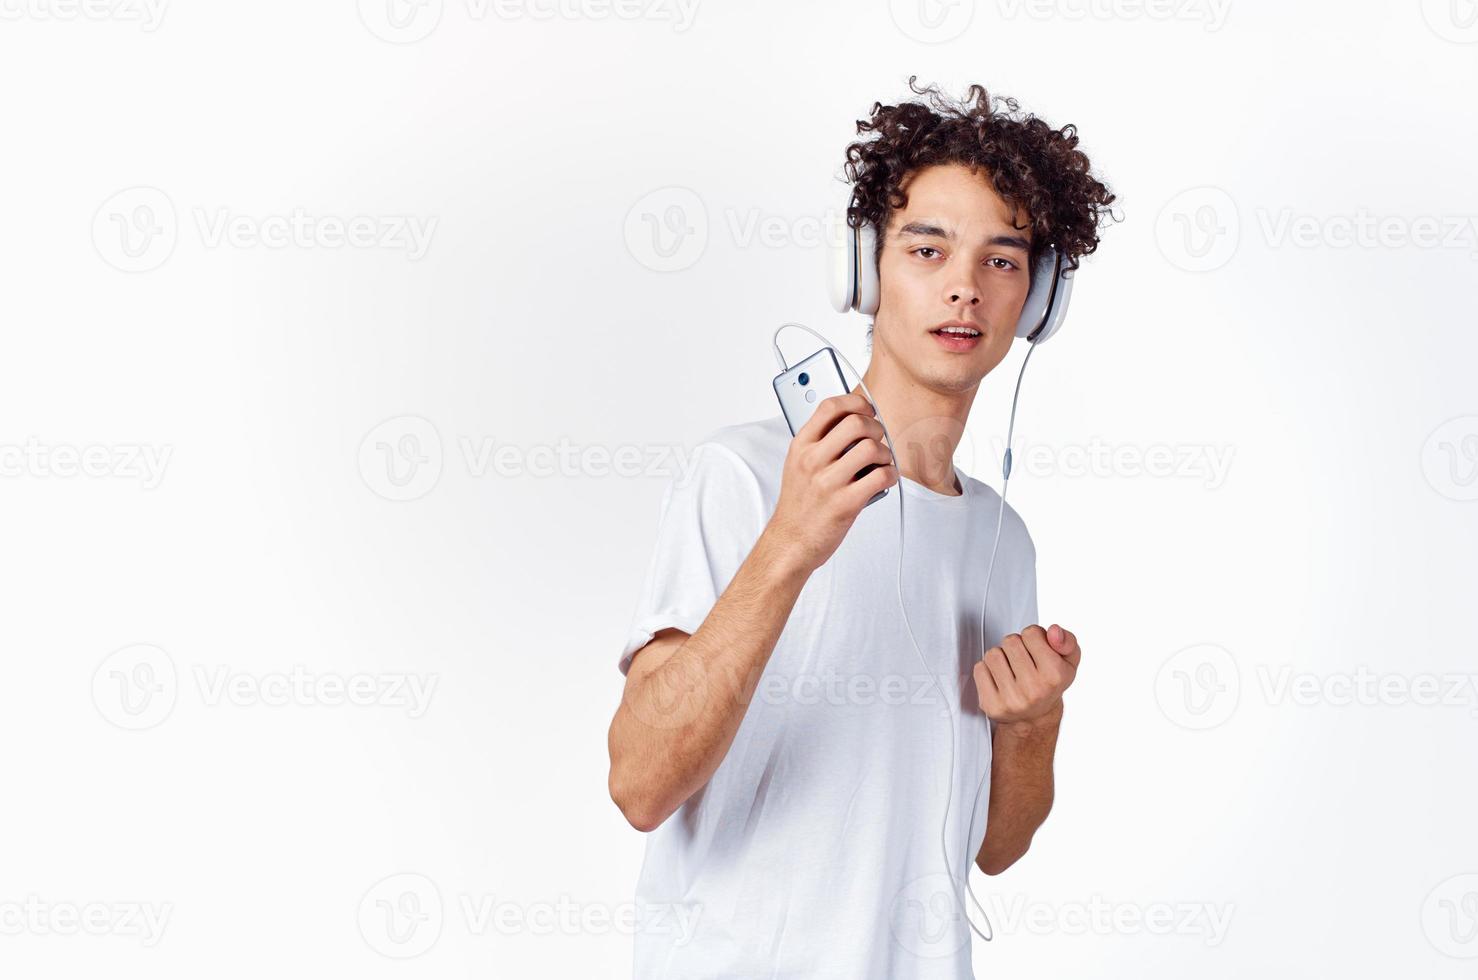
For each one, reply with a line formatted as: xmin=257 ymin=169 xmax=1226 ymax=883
xmin=872 ymin=162 xmax=1034 ymax=393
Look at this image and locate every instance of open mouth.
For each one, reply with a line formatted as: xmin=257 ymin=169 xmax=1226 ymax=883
xmin=930 ymin=325 xmax=982 ymax=351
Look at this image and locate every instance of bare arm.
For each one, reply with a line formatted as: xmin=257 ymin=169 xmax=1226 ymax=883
xmin=972 ymin=624 xmax=1081 ymax=874
xmin=606 ymin=529 xmax=811 ymax=832
xmin=975 ymin=704 xmax=1061 ymax=874
xmin=607 ymin=393 xmax=898 ymax=832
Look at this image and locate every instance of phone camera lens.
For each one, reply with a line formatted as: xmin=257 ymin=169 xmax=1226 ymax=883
xmin=797 ymin=372 xmax=809 ymax=386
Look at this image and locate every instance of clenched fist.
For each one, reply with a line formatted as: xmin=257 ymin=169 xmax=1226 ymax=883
xmin=974 ymin=624 xmax=1081 ymax=726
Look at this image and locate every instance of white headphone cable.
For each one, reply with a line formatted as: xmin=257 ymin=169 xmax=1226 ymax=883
xmin=772 ymin=322 xmax=1039 ymax=947
xmin=956 ymin=335 xmax=1036 ymax=941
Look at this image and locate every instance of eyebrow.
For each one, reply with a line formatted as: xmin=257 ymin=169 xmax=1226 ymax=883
xmin=897 ymin=220 xmax=1031 ymax=252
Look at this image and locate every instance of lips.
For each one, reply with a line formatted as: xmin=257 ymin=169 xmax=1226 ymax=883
xmin=930 ymin=323 xmax=982 ymax=352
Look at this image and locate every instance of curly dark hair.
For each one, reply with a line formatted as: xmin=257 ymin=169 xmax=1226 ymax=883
xmin=842 ymin=76 xmax=1118 ymax=273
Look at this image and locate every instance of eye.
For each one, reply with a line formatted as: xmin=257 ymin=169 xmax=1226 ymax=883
xmin=986 ymin=257 xmax=1020 ymax=271
xmin=912 ymin=246 xmax=942 ymax=260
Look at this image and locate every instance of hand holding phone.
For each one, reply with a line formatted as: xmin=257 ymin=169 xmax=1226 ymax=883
xmin=773 ymin=347 xmax=891 ymax=507
xmin=765 ymin=352 xmax=899 ymax=574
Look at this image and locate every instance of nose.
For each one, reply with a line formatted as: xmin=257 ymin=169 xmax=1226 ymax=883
xmin=945 ymin=270 xmax=981 ymax=306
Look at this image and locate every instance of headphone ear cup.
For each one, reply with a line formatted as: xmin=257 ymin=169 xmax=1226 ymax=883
xmin=1014 ymin=246 xmax=1056 ymax=340
xmin=827 ymin=215 xmax=859 ymax=313
xmin=855 ymin=222 xmax=880 ymax=316
xmin=1014 ymin=245 xmax=1074 ymax=344
xmin=1030 ymin=261 xmax=1074 ymax=344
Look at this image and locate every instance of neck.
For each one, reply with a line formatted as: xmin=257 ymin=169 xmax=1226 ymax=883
xmin=854 ymin=346 xmax=979 ymax=497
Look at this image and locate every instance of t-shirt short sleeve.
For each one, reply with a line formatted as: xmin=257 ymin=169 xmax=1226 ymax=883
xmin=1017 ymin=534 xmax=1039 ymax=632
xmin=987 ymin=500 xmax=1039 ymax=646
xmin=617 ymin=441 xmax=767 ymax=676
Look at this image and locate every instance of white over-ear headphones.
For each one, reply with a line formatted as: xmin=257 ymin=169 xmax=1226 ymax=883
xmin=826 ymin=210 xmax=1076 ymax=344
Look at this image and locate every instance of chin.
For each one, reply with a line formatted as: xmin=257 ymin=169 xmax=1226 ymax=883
xmin=916 ymin=363 xmax=983 ymax=395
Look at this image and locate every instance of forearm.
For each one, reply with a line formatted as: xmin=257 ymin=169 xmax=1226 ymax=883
xmin=608 ymin=526 xmax=811 ymax=830
xmin=975 ymin=702 xmax=1062 ymax=875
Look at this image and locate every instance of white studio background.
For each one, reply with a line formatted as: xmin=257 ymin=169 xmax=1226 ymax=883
xmin=1 ymin=1 xmax=1475 ymax=977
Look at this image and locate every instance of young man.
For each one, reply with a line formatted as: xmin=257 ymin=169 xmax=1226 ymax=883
xmin=608 ymin=78 xmax=1116 ymax=978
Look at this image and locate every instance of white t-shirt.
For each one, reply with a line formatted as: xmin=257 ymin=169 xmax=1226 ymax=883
xmin=617 ymin=412 xmax=1038 ymax=980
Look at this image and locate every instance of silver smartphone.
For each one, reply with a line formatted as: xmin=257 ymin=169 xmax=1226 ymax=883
xmin=772 ymin=347 xmax=889 ymax=507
